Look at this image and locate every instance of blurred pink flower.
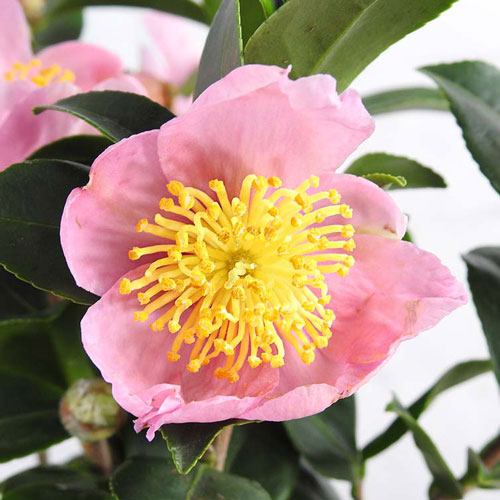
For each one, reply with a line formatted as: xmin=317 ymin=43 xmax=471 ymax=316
xmin=61 ymin=65 xmax=467 ymax=438
xmin=140 ymin=10 xmax=208 ymax=114
xmin=0 ymin=0 xmax=147 ymax=170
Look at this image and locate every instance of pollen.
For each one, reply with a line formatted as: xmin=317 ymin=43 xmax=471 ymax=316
xmin=3 ymin=59 xmax=75 ymax=87
xmin=120 ymin=174 xmax=355 ymax=383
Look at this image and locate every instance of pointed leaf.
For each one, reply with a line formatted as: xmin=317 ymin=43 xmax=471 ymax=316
xmin=35 ymin=91 xmax=175 ymax=142
xmin=289 ymin=466 xmax=342 ymax=500
xmin=244 ymin=0 xmax=459 ymax=92
xmin=464 ymin=247 xmax=500 ymax=386
xmin=345 ymin=153 xmax=446 ymax=189
xmin=421 ymin=61 xmax=500 ymax=194
xmin=0 ymin=160 xmax=97 ymax=304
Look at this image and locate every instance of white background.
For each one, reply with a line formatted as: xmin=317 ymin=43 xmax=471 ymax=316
xmin=1 ymin=1 xmax=500 ymax=499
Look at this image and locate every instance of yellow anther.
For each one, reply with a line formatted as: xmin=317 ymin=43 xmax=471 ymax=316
xmin=209 ymin=179 xmax=224 ymax=192
xmin=199 ymin=260 xmax=215 ymax=273
xmin=262 ymin=352 xmax=272 ymax=363
xmin=207 ymin=203 xmax=221 ymax=220
xmin=314 ymin=210 xmax=327 ymax=223
xmin=159 ymin=197 xmax=174 ymax=210
xmin=136 ymin=218 xmax=148 ymax=232
xmin=119 ymin=278 xmax=132 ymax=295
xmin=167 ymin=180 xmax=184 ymax=196
xmin=268 ymin=206 xmax=279 ymax=217
xmin=307 ymin=228 xmax=321 ymax=243
xmin=159 ymin=276 xmax=177 ymax=290
xmin=128 ymin=248 xmax=141 ymax=260
xmin=319 ymin=295 xmax=331 ymax=306
xmin=309 ymin=175 xmax=320 ymax=187
xmin=168 ymin=247 xmax=182 ymax=262
xmin=292 ymin=274 xmax=307 ymax=288
xmin=271 ymin=355 xmax=284 ymax=368
xmin=187 ymin=359 xmax=201 ymax=373
xmin=337 ymin=267 xmax=350 ymax=277
xmin=231 ymin=198 xmax=247 ymax=217
xmin=323 ymin=309 xmax=335 ymax=322
xmin=329 ymin=189 xmax=341 ymax=204
xmin=252 ymin=176 xmax=267 ymax=191
xmin=214 ymin=368 xmax=227 ymax=379
xmin=179 ymin=191 xmax=195 ymax=209
xmin=294 ymin=192 xmax=309 ymax=208
xmin=344 ymin=255 xmax=355 ymax=268
xmin=226 ymin=371 xmax=240 ymax=383
xmin=340 ymin=204 xmax=353 ymax=218
xmin=167 ymin=352 xmax=180 ymax=362
xmin=137 ymin=293 xmax=150 ymax=305
xmin=267 ymin=176 xmax=282 ymax=188
xmin=302 ymin=301 xmax=316 ymax=312
xmin=300 ymin=349 xmax=315 ymax=365
xmin=341 ymin=224 xmax=355 ymax=238
xmin=277 ymin=244 xmax=289 ymax=256
xmin=291 ymin=214 xmax=303 ymax=227
xmin=190 ymin=270 xmax=207 ymax=287
xmin=248 ymin=356 xmax=262 ymax=368
xmin=344 ymin=239 xmax=356 ymax=251
xmin=314 ymin=337 xmax=328 ymax=348
xmin=231 ymin=285 xmax=246 ymax=300
xmin=150 ymin=319 xmax=165 ymax=332
xmin=134 ymin=311 xmax=148 ymax=322
xmin=290 ymin=255 xmax=305 ymax=269
xmin=218 ymin=229 xmax=230 ymax=243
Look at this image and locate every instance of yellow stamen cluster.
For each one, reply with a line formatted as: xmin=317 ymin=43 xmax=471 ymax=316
xmin=3 ymin=59 xmax=75 ymax=87
xmin=120 ymin=175 xmax=355 ymax=383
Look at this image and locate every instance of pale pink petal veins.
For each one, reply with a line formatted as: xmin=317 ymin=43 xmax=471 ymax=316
xmin=60 ymin=131 xmax=168 ymax=296
xmin=0 ymin=0 xmax=32 ymax=73
xmin=158 ymin=65 xmax=374 ymax=198
xmin=37 ymin=42 xmax=123 ymax=92
xmin=0 ymin=81 xmax=78 ymax=170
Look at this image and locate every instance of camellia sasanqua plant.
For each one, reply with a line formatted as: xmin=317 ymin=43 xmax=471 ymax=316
xmin=0 ymin=0 xmax=499 ymax=499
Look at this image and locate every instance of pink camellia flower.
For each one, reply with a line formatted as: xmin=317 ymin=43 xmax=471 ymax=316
xmin=61 ymin=65 xmax=467 ymax=439
xmin=140 ymin=10 xmax=208 ymax=114
xmin=0 ymin=0 xmax=147 ymax=170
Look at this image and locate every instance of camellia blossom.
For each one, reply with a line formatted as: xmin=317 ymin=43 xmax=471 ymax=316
xmin=140 ymin=10 xmax=208 ymax=114
xmin=61 ymin=65 xmax=467 ymax=439
xmin=0 ymin=0 xmax=146 ymax=170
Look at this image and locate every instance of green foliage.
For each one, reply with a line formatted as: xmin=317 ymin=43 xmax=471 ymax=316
xmin=32 ymin=10 xmax=83 ymax=49
xmin=0 ymin=159 xmax=96 ymax=304
xmin=345 ymin=153 xmax=446 ymax=189
xmin=244 ymin=0 xmax=459 ymax=92
xmin=35 ymin=91 xmax=175 ymax=142
xmin=422 ymin=61 xmax=500 ymax=194
xmin=463 ymin=448 xmax=500 ymax=489
xmin=464 ymin=248 xmax=500 ymax=386
xmin=289 ymin=466 xmax=342 ymax=500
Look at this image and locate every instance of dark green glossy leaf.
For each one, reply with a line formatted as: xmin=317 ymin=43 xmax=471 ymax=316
xmin=0 ymin=371 xmax=67 ymax=462
xmin=464 ymin=248 xmax=500 ymax=386
xmin=345 ymin=153 xmax=446 ymax=189
xmin=47 ymin=0 xmax=207 ymax=24
xmin=285 ymin=396 xmax=362 ymax=484
xmin=228 ymin=423 xmax=299 ymax=500
xmin=187 ymin=465 xmax=272 ymax=500
xmin=387 ymin=397 xmax=463 ymax=499
xmin=35 ymin=91 xmax=175 ymax=142
xmin=244 ymin=0 xmax=458 ymax=92
xmin=29 ymin=135 xmax=112 ymax=165
xmin=0 ymin=159 xmax=97 ymax=304
xmin=33 ymin=10 xmax=83 ymax=49
xmin=194 ymin=0 xmax=242 ymax=99
xmin=1 ymin=465 xmax=111 ymax=500
xmin=111 ymin=457 xmax=192 ymax=500
xmin=241 ymin=0 xmax=267 ymax=46
xmin=363 ymin=87 xmax=449 ymax=115
xmin=363 ymin=359 xmax=492 ymax=459
xmin=289 ymin=466 xmax=342 ymax=500
xmin=421 ymin=61 xmax=500 ymax=194
xmin=162 ymin=420 xmax=249 ymax=474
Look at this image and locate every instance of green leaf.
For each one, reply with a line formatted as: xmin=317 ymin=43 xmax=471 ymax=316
xmin=187 ymin=465 xmax=272 ymax=500
xmin=289 ymin=466 xmax=342 ymax=500
xmin=386 ymin=397 xmax=463 ymax=499
xmin=284 ymin=396 xmax=362 ymax=485
xmin=161 ymin=420 xmax=249 ymax=474
xmin=29 ymin=135 xmax=113 ymax=166
xmin=363 ymin=87 xmax=449 ymax=115
xmin=35 ymin=91 xmax=175 ymax=142
xmin=1 ymin=465 xmax=111 ymax=500
xmin=240 ymin=0 xmax=267 ymax=46
xmin=464 ymin=248 xmax=500 ymax=386
xmin=228 ymin=423 xmax=299 ymax=500
xmin=463 ymin=449 xmax=500 ymax=489
xmin=194 ymin=0 xmax=242 ymax=99
xmin=244 ymin=0 xmax=458 ymax=92
xmin=33 ymin=10 xmax=83 ymax=49
xmin=359 ymin=172 xmax=407 ymax=189
xmin=0 ymin=159 xmax=97 ymax=304
xmin=421 ymin=61 xmax=500 ymax=194
xmin=345 ymin=153 xmax=446 ymax=189
xmin=47 ymin=0 xmax=207 ymax=24
xmin=0 ymin=371 xmax=67 ymax=462
xmin=363 ymin=359 xmax=492 ymax=459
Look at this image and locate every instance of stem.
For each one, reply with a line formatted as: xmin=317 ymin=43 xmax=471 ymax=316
xmin=82 ymin=440 xmax=114 ymax=476
xmin=214 ymin=426 xmax=233 ymax=472
xmin=38 ymin=450 xmax=48 ymax=466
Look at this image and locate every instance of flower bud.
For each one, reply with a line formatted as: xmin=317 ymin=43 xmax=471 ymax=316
xmin=59 ymin=378 xmax=124 ymax=442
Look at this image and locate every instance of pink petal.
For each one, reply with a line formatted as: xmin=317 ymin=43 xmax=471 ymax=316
xmin=142 ymin=11 xmax=208 ymax=87
xmin=158 ymin=65 xmax=374 ymax=198
xmin=0 ymin=0 xmax=32 ymax=73
xmin=91 ymin=74 xmax=148 ymax=95
xmin=0 ymin=80 xmax=33 ymax=125
xmin=60 ymin=131 xmax=168 ymax=295
xmin=0 ymin=82 xmax=79 ymax=170
xmin=37 ymin=42 xmax=123 ymax=92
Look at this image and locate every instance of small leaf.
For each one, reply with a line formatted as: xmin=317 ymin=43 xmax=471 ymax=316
xmin=228 ymin=423 xmax=299 ymax=500
xmin=363 ymin=359 xmax=492 ymax=459
xmin=386 ymin=397 xmax=463 ymax=499
xmin=345 ymin=153 xmax=446 ymax=189
xmin=244 ymin=0 xmax=459 ymax=92
xmin=29 ymin=135 xmax=112 ymax=165
xmin=187 ymin=465 xmax=272 ymax=500
xmin=463 ymin=449 xmax=500 ymax=490
xmin=161 ymin=420 xmax=249 ymax=474
xmin=33 ymin=10 xmax=83 ymax=49
xmin=464 ymin=248 xmax=500 ymax=386
xmin=47 ymin=0 xmax=207 ymax=24
xmin=363 ymin=87 xmax=449 ymax=115
xmin=0 ymin=160 xmax=97 ymax=304
xmin=35 ymin=91 xmax=175 ymax=142
xmin=289 ymin=466 xmax=342 ymax=500
xmin=421 ymin=61 xmax=500 ymax=194
xmin=284 ymin=396 xmax=362 ymax=484
xmin=360 ymin=172 xmax=407 ymax=190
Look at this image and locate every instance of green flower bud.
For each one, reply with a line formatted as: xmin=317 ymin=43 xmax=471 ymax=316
xmin=59 ymin=378 xmax=124 ymax=442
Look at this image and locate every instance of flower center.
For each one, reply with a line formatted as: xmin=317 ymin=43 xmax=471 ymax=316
xmin=120 ymin=175 xmax=355 ymax=383
xmin=3 ymin=58 xmax=75 ymax=87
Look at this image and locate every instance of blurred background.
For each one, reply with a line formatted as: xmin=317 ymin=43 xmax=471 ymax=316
xmin=1 ymin=0 xmax=499 ymax=498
